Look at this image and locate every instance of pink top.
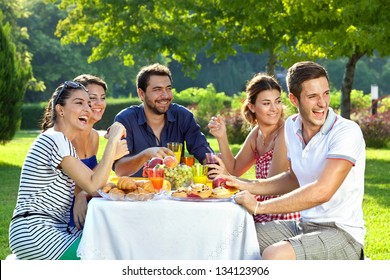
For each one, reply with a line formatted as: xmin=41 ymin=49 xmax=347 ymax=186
xmin=253 ymin=148 xmax=300 ymax=223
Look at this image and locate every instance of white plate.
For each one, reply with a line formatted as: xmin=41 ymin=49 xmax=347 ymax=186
xmin=169 ymin=195 xmax=233 ymax=202
xmin=97 ymin=189 xmax=166 ymax=202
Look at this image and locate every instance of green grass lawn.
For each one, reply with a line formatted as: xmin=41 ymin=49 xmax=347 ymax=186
xmin=0 ymin=131 xmax=389 ymax=260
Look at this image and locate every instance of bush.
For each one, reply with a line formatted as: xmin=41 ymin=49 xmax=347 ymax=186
xmin=221 ymin=109 xmax=250 ymax=144
xmin=20 ymin=103 xmax=45 ymax=130
xmin=93 ymin=97 xmax=141 ymax=130
xmin=182 ymin=84 xmax=231 ymax=135
xmin=21 ymin=97 xmax=141 ymax=131
xmin=330 ymin=89 xmax=372 ymax=114
xmin=356 ymin=98 xmax=390 ymax=148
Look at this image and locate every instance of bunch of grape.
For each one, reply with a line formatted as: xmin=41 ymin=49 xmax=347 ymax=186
xmin=164 ymin=164 xmax=193 ymax=190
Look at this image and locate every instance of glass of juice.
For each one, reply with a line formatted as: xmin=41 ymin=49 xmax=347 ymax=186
xmin=181 ymin=156 xmax=195 ymax=167
xmin=205 ymin=152 xmax=221 ymax=179
xmin=192 ymin=163 xmax=208 ymax=184
xmin=147 ymin=167 xmax=165 ymax=192
xmin=167 ymin=142 xmax=183 ymax=163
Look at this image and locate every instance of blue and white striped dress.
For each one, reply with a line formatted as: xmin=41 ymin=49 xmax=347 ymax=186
xmin=9 ymin=128 xmax=82 ymax=259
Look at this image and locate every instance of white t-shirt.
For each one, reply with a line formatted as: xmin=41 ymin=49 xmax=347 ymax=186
xmin=285 ymin=108 xmax=366 ymax=245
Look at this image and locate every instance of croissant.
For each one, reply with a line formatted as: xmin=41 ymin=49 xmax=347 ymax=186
xmin=117 ymin=177 xmax=137 ymax=191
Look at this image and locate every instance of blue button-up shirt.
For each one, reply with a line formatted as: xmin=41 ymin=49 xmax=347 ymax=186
xmin=114 ymin=103 xmax=214 ymax=177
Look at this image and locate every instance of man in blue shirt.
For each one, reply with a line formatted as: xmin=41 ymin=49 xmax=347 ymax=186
xmin=114 ymin=63 xmax=213 ymax=177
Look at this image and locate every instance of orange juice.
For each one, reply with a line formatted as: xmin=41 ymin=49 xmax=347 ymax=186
xmin=150 ymin=177 xmax=164 ymax=191
xmin=181 ymin=156 xmax=195 ymax=167
xmin=167 ymin=142 xmax=183 ymax=162
xmin=147 ymin=168 xmax=164 ymax=191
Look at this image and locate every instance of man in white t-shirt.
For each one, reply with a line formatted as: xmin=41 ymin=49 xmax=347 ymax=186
xmin=225 ymin=61 xmax=366 ymax=260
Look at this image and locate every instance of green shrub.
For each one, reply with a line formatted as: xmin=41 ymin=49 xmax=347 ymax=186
xmin=221 ymin=109 xmax=250 ymax=144
xmin=173 ymin=89 xmax=197 ymax=107
xmin=356 ymin=97 xmax=390 ymax=148
xmin=329 ymin=89 xmax=372 ymax=113
xmin=20 ymin=103 xmax=45 ymax=130
xmin=21 ymin=97 xmax=141 ymax=131
xmin=281 ymin=92 xmax=297 ymax=117
xmin=93 ymin=97 xmax=141 ymax=130
xmin=182 ymin=84 xmax=231 ymax=135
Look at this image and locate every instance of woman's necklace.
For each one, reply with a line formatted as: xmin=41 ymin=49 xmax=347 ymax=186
xmin=258 ymin=124 xmax=283 ymax=150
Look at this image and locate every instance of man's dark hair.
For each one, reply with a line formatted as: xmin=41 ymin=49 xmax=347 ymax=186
xmin=286 ymin=61 xmax=329 ymax=100
xmin=136 ymin=63 xmax=172 ymax=92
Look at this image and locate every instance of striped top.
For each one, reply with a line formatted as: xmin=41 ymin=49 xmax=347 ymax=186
xmin=9 ymin=128 xmax=82 ymax=259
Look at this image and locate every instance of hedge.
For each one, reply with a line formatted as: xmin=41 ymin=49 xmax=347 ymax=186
xmin=21 ymin=99 xmax=141 ymax=131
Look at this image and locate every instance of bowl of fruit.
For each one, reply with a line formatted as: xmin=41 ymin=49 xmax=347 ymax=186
xmin=142 ymin=156 xmax=193 ymax=190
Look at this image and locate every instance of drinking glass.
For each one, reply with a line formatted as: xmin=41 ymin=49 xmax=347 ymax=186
xmin=192 ymin=163 xmax=208 ymax=184
xmin=167 ymin=142 xmax=183 ymax=163
xmin=205 ymin=152 xmax=221 ymax=179
xmin=180 ymin=156 xmax=195 ymax=167
xmin=147 ymin=168 xmax=165 ymax=191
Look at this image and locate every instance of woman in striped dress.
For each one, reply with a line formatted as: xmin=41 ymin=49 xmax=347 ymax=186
xmin=208 ymin=73 xmax=300 ymax=223
xmin=8 ymin=81 xmax=128 ymax=259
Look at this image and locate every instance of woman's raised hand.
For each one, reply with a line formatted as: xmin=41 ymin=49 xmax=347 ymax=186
xmin=208 ymin=115 xmax=226 ymax=139
xmin=104 ymin=122 xmax=127 ymax=141
xmin=105 ymin=122 xmax=129 ymax=159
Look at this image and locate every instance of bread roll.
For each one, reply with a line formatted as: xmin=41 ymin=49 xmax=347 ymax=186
xmin=135 ymin=180 xmax=155 ymax=193
xmin=189 ymin=184 xmax=212 ymax=198
xmin=117 ymin=177 xmax=137 ymax=191
xmin=210 ymin=187 xmax=232 ymax=198
xmin=102 ymin=182 xmax=116 ymax=193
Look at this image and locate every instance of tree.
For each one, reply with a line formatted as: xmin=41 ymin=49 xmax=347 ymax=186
xmin=51 ymin=0 xmax=286 ymax=76
xmin=280 ymin=0 xmax=390 ymax=118
xmin=20 ymin=0 xmax=141 ymax=102
xmin=0 ymin=0 xmax=42 ymax=93
xmin=51 ymin=0 xmax=390 ymax=118
xmin=0 ymin=12 xmax=31 ymax=144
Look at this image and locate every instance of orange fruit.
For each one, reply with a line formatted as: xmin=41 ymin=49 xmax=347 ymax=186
xmin=162 ymin=180 xmax=171 ymax=192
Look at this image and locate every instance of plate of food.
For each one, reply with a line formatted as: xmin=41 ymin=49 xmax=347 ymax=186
xmin=169 ymin=184 xmax=234 ymax=202
xmin=98 ymin=176 xmax=164 ymax=201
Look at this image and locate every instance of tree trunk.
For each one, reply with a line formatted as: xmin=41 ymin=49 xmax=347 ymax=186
xmin=340 ymin=52 xmax=364 ymax=119
xmin=266 ymin=49 xmax=277 ymax=77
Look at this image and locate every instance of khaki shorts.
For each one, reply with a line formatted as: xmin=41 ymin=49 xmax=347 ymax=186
xmin=255 ymin=220 xmax=364 ymax=260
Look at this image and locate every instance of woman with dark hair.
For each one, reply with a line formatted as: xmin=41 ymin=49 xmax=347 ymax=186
xmin=69 ymin=74 xmax=108 ymax=229
xmin=208 ymin=73 xmax=300 ymax=223
xmin=9 ymin=81 xmax=128 ymax=259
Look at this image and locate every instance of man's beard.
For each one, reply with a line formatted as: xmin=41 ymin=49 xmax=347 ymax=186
xmin=145 ymin=98 xmax=170 ymax=115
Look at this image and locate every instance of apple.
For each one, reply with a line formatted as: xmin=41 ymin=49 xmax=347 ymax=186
xmin=148 ymin=157 xmax=163 ymax=168
xmin=142 ymin=166 xmax=148 ymax=177
xmin=213 ymin=177 xmax=227 ymax=189
xmin=163 ymin=155 xmax=178 ymax=168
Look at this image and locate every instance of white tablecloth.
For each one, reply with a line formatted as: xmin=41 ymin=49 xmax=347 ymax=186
xmin=77 ymin=197 xmax=260 ymax=260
